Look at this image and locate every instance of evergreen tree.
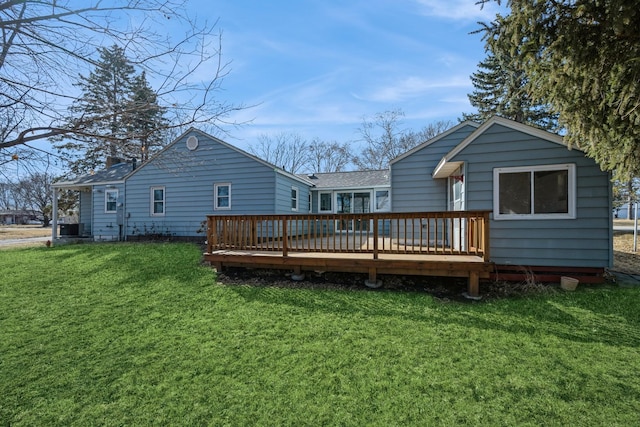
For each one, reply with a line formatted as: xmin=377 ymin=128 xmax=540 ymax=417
xmin=57 ymin=45 xmax=165 ymax=174
xmin=479 ymin=0 xmax=640 ymax=178
xmin=127 ymin=71 xmax=167 ymax=162
xmin=463 ymin=20 xmax=558 ymax=130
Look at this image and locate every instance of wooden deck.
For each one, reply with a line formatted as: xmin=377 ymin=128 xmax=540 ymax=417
xmin=204 ymin=211 xmax=494 ymax=297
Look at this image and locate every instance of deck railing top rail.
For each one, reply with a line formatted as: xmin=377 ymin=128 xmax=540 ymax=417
xmin=206 ymin=210 xmax=491 ymax=261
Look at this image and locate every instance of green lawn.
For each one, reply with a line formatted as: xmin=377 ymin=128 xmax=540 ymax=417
xmin=1 ymin=243 xmax=639 ymax=426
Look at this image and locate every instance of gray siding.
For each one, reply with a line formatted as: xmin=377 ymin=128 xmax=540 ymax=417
xmin=275 ymin=174 xmax=310 ymax=213
xmin=124 ymin=131 xmax=288 ymax=238
xmin=452 ymin=123 xmax=612 ymax=268
xmin=391 ymin=125 xmax=477 ymax=212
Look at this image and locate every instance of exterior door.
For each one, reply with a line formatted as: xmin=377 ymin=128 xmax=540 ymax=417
xmin=336 ymin=192 xmax=370 ymax=232
xmin=448 ymin=165 xmax=465 ymax=250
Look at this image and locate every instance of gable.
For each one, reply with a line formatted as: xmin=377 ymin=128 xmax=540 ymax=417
xmin=433 ymin=116 xmax=571 ymax=178
xmin=125 ymin=128 xmax=310 ymax=186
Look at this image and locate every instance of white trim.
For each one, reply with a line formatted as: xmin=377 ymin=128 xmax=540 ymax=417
xmin=105 ymin=189 xmax=118 ymax=213
xmin=493 ymin=163 xmax=576 ymax=220
xmin=150 ymin=186 xmax=166 ymax=216
xmin=214 ymin=182 xmax=231 ymax=210
xmin=291 ymin=186 xmax=299 ymax=211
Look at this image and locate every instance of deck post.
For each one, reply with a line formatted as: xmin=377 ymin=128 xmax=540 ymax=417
xmin=207 ymin=217 xmax=217 ymax=253
xmin=468 ymin=271 xmax=480 ymax=298
xmin=482 ymin=211 xmax=491 ymax=261
xmin=373 ymin=216 xmax=379 ymax=259
xmin=282 ymin=218 xmax=288 ymax=257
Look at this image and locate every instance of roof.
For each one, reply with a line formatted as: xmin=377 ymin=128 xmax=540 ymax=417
xmin=432 ymin=116 xmax=569 ymax=178
xmin=299 ymin=170 xmax=390 ymax=189
xmin=52 ymin=162 xmax=133 ymax=188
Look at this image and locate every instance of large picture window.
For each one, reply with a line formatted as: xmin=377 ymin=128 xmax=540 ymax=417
xmin=494 ymin=164 xmax=576 ymax=220
xmin=151 ymin=186 xmax=165 ymax=216
xmin=105 ymin=189 xmax=118 ymax=213
xmin=214 ymin=183 xmax=231 ymax=210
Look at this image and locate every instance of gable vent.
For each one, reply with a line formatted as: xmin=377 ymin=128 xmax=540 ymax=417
xmin=186 ymin=135 xmax=199 ymax=151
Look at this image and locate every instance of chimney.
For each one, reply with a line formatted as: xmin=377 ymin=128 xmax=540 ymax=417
xmin=106 ymin=157 xmax=122 ymax=168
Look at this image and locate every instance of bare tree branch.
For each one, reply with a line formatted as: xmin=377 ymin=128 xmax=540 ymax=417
xmin=0 ymin=0 xmax=245 ymax=155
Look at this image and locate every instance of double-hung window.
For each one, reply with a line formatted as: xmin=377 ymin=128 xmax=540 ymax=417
xmin=291 ymin=186 xmax=299 ymax=211
xmin=105 ymin=189 xmax=118 ymax=213
xmin=214 ymin=183 xmax=231 ymax=210
xmin=151 ymin=186 xmax=165 ymax=216
xmin=493 ymin=163 xmax=576 ymax=220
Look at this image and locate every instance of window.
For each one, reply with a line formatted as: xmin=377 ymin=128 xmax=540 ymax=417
xmin=319 ymin=192 xmax=332 ymax=212
xmin=214 ymin=183 xmax=231 ymax=210
xmin=105 ymin=189 xmax=118 ymax=213
xmin=375 ymin=190 xmax=390 ymax=211
xmin=494 ymin=164 xmax=575 ymax=220
xmin=151 ymin=186 xmax=165 ymax=216
xmin=291 ymin=186 xmax=298 ymax=211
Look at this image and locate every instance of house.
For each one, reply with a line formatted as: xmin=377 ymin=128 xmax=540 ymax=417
xmin=52 ymin=129 xmax=312 ymax=241
xmin=0 ymin=209 xmax=40 ymax=225
xmin=390 ymin=116 xmax=612 ymax=279
xmin=52 ymin=117 xmax=613 ymax=283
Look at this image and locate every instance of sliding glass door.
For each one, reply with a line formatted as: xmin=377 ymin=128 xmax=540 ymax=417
xmin=336 ymin=192 xmax=370 ymax=232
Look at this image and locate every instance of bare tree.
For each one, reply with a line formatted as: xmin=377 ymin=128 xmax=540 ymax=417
xmin=0 ymin=1 xmax=243 ymax=154
xmin=13 ymin=172 xmax=55 ymax=226
xmin=248 ymin=132 xmax=310 ymax=174
xmin=307 ymin=138 xmax=352 ymax=173
xmin=353 ymin=109 xmax=453 ymax=170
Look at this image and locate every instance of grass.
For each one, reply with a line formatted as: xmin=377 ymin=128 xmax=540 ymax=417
xmin=1 ymin=242 xmax=640 ymax=426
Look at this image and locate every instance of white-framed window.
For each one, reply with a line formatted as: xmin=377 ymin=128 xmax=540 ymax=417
xmin=493 ymin=163 xmax=576 ymax=220
xmin=375 ymin=189 xmax=390 ymax=211
xmin=291 ymin=186 xmax=299 ymax=211
xmin=319 ymin=192 xmax=332 ymax=212
xmin=214 ymin=183 xmax=231 ymax=210
xmin=105 ymin=189 xmax=118 ymax=213
xmin=151 ymin=186 xmax=165 ymax=216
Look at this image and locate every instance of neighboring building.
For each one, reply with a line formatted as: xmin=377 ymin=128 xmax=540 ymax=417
xmin=51 ymin=117 xmax=613 ymax=275
xmin=0 ymin=209 xmax=39 ymax=225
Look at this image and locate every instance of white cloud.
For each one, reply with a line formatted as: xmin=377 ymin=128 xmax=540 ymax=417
xmin=413 ymin=0 xmax=502 ymax=22
xmin=357 ymin=75 xmax=471 ymax=103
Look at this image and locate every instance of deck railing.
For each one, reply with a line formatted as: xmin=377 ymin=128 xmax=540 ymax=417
xmin=206 ymin=211 xmax=491 ymax=261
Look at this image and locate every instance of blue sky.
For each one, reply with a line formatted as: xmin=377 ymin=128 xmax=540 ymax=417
xmin=198 ymin=0 xmax=503 ymax=149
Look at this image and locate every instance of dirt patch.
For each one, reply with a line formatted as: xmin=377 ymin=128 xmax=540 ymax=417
xmin=214 ymin=267 xmax=561 ymax=301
